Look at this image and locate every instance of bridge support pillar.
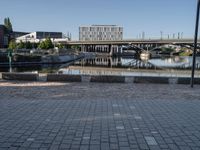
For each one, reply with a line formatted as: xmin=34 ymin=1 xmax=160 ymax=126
xmin=93 ymin=45 xmax=96 ymax=53
xmin=109 ymin=44 xmax=113 ymax=56
xmin=80 ymin=45 xmax=84 ymax=52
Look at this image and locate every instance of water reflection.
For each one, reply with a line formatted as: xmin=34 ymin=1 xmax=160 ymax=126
xmin=1 ymin=56 xmax=200 ymax=74
xmin=72 ymin=56 xmax=157 ymax=69
xmin=0 ymin=64 xmax=62 ymax=73
xmin=70 ymin=56 xmax=200 ymax=69
xmin=149 ymin=56 xmax=200 ymax=68
xmin=58 ymin=56 xmax=200 ymax=77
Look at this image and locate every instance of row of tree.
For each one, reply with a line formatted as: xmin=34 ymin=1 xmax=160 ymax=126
xmin=8 ymin=38 xmax=65 ymax=50
xmin=4 ymin=17 xmax=13 ymax=32
xmin=4 ymin=17 xmax=67 ymax=50
xmin=8 ymin=40 xmax=37 ymax=50
xmin=4 ymin=17 xmax=13 ymax=47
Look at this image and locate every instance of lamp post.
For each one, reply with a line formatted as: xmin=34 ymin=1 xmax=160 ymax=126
xmin=191 ymin=0 xmax=200 ymax=88
xmin=7 ymin=49 xmax=13 ymax=72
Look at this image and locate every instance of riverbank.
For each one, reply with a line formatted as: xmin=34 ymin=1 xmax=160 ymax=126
xmin=0 ymin=53 xmax=84 ymax=67
xmin=61 ymin=66 xmax=200 ymax=78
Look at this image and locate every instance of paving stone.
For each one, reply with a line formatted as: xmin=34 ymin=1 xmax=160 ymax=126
xmin=144 ymin=136 xmax=158 ymax=146
xmin=83 ymin=136 xmax=90 ymax=140
xmin=116 ymin=126 xmax=125 ymax=130
xmin=27 ymin=138 xmax=35 ymax=141
xmin=134 ymin=116 xmax=142 ymax=120
xmin=0 ymin=82 xmax=200 ymax=149
xmin=133 ymin=128 xmax=139 ymax=130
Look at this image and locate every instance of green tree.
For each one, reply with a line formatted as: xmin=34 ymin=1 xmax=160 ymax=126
xmin=38 ymin=38 xmax=54 ymax=49
xmin=4 ymin=17 xmax=13 ymax=32
xmin=25 ymin=41 xmax=33 ymax=49
xmin=32 ymin=43 xmax=39 ymax=49
xmin=71 ymin=45 xmax=80 ymax=50
xmin=8 ymin=40 xmax=17 ymax=49
xmin=45 ymin=37 xmax=54 ymax=49
xmin=17 ymin=40 xmax=25 ymax=49
xmin=38 ymin=41 xmax=46 ymax=49
xmin=57 ymin=43 xmax=65 ymax=49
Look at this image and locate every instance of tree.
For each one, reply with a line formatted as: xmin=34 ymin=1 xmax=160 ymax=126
xmin=38 ymin=38 xmax=54 ymax=50
xmin=45 ymin=37 xmax=54 ymax=49
xmin=57 ymin=43 xmax=65 ymax=49
xmin=38 ymin=41 xmax=46 ymax=49
xmin=4 ymin=17 xmax=13 ymax=32
xmin=8 ymin=40 xmax=17 ymax=50
xmin=71 ymin=45 xmax=80 ymax=50
xmin=32 ymin=43 xmax=39 ymax=49
xmin=25 ymin=41 xmax=33 ymax=49
xmin=17 ymin=40 xmax=25 ymax=49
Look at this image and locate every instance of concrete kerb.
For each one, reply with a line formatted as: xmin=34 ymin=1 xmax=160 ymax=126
xmin=81 ymin=75 xmax=91 ymax=83
xmin=2 ymin=72 xmax=39 ymax=81
xmin=177 ymin=77 xmax=200 ymax=84
xmin=134 ymin=76 xmax=169 ymax=84
xmin=47 ymin=74 xmax=82 ymax=82
xmin=90 ymin=75 xmax=125 ymax=83
xmin=1 ymin=73 xmax=200 ymax=84
xmin=125 ymin=76 xmax=134 ymax=83
xmin=168 ymin=77 xmax=178 ymax=84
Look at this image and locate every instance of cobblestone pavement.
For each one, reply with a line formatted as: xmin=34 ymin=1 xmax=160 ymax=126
xmin=0 ymin=81 xmax=200 ymax=150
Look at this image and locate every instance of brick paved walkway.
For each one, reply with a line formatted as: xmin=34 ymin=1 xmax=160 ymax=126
xmin=0 ymin=81 xmax=200 ymax=150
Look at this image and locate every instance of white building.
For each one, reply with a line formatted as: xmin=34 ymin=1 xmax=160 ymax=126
xmin=16 ymin=31 xmax=68 ymax=43
xmin=79 ymin=25 xmax=123 ymax=41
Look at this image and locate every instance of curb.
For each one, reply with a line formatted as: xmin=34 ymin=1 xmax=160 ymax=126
xmin=2 ymin=73 xmax=38 ymax=81
xmin=90 ymin=75 xmax=125 ymax=83
xmin=1 ymin=73 xmax=200 ymax=85
xmin=47 ymin=74 xmax=82 ymax=82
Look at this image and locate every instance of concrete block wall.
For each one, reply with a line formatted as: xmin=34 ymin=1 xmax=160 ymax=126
xmin=90 ymin=75 xmax=125 ymax=83
xmin=134 ymin=76 xmax=169 ymax=84
xmin=177 ymin=77 xmax=200 ymax=84
xmin=1 ymin=73 xmax=200 ymax=85
xmin=47 ymin=74 xmax=82 ymax=82
xmin=2 ymin=73 xmax=39 ymax=81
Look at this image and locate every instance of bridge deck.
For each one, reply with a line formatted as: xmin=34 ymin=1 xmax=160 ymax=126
xmin=61 ymin=39 xmax=200 ymax=45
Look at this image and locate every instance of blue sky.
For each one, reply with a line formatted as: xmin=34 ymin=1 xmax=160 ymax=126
xmin=0 ymin=0 xmax=197 ymax=40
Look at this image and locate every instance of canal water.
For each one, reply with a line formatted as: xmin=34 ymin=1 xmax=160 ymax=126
xmin=1 ymin=56 xmax=200 ymax=77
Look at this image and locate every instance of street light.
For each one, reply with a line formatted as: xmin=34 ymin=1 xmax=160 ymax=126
xmin=191 ymin=0 xmax=200 ymax=88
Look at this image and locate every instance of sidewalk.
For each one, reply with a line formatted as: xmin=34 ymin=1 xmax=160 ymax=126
xmin=0 ymin=82 xmax=200 ymax=150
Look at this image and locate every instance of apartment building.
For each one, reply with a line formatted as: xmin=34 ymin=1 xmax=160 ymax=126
xmin=79 ymin=25 xmax=123 ymax=41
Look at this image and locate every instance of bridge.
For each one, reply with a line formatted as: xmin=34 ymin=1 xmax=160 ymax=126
xmin=63 ymin=39 xmax=200 ymax=45
xmin=59 ymin=39 xmax=200 ymax=56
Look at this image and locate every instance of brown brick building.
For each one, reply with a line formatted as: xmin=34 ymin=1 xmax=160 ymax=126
xmin=0 ymin=25 xmax=9 ymax=48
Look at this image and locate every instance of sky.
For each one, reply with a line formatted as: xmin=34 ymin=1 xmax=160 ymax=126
xmin=0 ymin=0 xmax=197 ymax=40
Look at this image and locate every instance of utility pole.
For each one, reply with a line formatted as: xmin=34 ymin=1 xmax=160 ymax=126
xmin=181 ymin=32 xmax=183 ymax=39
xmin=142 ymin=32 xmax=145 ymax=40
xmin=191 ymin=0 xmax=200 ymax=88
xmin=160 ymin=31 xmax=163 ymax=40
xmin=173 ymin=33 xmax=175 ymax=39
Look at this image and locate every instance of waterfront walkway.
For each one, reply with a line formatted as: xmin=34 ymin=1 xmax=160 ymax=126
xmin=0 ymin=81 xmax=200 ymax=150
